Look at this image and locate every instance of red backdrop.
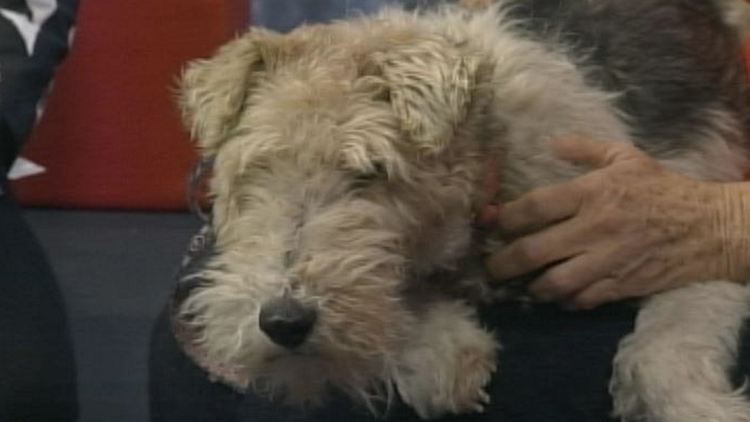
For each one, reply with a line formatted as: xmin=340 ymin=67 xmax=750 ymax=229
xmin=11 ymin=0 xmax=250 ymax=210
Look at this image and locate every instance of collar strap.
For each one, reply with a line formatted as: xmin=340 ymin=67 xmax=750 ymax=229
xmin=744 ymin=36 xmax=750 ymax=180
xmin=187 ymin=156 xmax=215 ymax=222
xmin=475 ymin=154 xmax=502 ymax=228
xmin=170 ymin=224 xmax=250 ymax=391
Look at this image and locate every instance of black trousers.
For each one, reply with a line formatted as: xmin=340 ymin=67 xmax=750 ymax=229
xmin=150 ymin=296 xmax=750 ymax=422
xmin=0 ymin=190 xmax=78 ymax=422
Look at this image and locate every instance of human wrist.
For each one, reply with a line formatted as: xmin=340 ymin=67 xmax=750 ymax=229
xmin=713 ymin=182 xmax=750 ymax=282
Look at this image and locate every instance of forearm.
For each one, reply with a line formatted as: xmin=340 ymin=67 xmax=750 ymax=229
xmin=716 ymin=182 xmax=750 ymax=283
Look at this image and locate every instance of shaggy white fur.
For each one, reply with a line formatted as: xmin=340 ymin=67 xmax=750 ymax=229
xmin=392 ymin=300 xmax=497 ymax=419
xmin=175 ymin=1 xmax=750 ymax=420
xmin=612 ymin=282 xmax=750 ymax=422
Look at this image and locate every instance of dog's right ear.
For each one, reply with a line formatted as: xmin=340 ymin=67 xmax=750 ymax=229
xmin=179 ymin=28 xmax=281 ymax=155
xmin=363 ymin=35 xmax=481 ymax=155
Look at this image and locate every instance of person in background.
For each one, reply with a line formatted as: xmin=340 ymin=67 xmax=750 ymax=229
xmin=0 ymin=0 xmax=79 ymax=420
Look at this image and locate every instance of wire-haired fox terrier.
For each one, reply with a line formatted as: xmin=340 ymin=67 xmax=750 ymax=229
xmin=171 ymin=1 xmax=750 ymax=420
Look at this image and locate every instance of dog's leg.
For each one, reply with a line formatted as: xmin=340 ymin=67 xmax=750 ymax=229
xmin=392 ymin=300 xmax=498 ymax=420
xmin=611 ymin=281 xmax=750 ymax=422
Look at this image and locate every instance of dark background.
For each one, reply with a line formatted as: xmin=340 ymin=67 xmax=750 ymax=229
xmin=253 ymin=0 xmax=383 ymax=32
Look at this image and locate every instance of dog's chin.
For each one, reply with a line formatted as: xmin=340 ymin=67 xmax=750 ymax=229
xmin=251 ymin=345 xmax=394 ymax=410
xmin=251 ymin=352 xmax=330 ymax=405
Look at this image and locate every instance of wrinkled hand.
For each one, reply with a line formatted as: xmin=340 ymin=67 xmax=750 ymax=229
xmin=484 ymin=138 xmax=750 ymax=309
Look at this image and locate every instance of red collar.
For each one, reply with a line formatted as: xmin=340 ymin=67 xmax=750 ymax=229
xmin=475 ymin=155 xmax=502 ymax=228
xmin=744 ymin=36 xmax=750 ymax=180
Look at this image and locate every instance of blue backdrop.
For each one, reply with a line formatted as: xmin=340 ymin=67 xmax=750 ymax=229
xmin=253 ymin=0 xmax=387 ymax=32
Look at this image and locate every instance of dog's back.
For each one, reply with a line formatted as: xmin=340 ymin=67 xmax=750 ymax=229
xmin=412 ymin=0 xmax=750 ymax=180
xmin=506 ymin=0 xmax=750 ymax=157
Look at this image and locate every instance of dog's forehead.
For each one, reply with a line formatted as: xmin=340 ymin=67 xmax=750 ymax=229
xmin=223 ymin=22 xmax=437 ymax=174
xmin=240 ymin=20 xmax=438 ymax=138
xmin=251 ymin=25 xmax=379 ymax=108
xmin=235 ymin=69 xmax=405 ymax=174
xmin=248 ymin=61 xmax=387 ymax=129
xmin=261 ymin=19 xmax=428 ymax=82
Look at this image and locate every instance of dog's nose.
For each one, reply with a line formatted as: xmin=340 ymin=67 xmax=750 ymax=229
xmin=259 ymin=297 xmax=317 ymax=349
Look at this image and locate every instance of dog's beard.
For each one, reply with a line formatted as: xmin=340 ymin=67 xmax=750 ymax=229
xmin=252 ymin=344 xmax=399 ymax=412
xmin=179 ymin=258 xmax=414 ymax=409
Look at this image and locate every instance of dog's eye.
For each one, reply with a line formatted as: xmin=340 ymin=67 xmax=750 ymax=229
xmin=352 ymin=162 xmax=387 ymax=186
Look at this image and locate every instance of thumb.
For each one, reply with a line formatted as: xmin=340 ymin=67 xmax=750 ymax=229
xmin=550 ymin=138 xmax=636 ymax=169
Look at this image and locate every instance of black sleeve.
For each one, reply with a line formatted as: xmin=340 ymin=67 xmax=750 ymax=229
xmin=0 ymin=2 xmax=80 ymax=421
xmin=0 ymin=0 xmax=79 ymax=173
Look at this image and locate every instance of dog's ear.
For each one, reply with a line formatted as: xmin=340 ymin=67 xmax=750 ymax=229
xmin=179 ymin=28 xmax=283 ymax=155
xmin=368 ymin=36 xmax=481 ymax=154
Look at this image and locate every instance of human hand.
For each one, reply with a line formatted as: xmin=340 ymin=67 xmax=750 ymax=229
xmin=484 ymin=138 xmax=750 ymax=309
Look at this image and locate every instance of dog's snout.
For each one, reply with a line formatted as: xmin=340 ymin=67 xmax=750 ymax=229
xmin=259 ymin=297 xmax=317 ymax=349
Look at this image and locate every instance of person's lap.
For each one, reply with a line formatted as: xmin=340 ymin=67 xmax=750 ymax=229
xmin=0 ymin=190 xmax=78 ymax=421
xmin=150 ymin=298 xmax=745 ymax=422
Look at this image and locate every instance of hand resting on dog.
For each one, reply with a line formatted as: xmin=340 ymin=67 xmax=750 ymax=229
xmin=485 ymin=137 xmax=750 ymax=309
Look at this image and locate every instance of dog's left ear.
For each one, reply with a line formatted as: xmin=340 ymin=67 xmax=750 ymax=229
xmin=179 ymin=28 xmax=284 ymax=156
xmin=369 ymin=36 xmax=481 ymax=154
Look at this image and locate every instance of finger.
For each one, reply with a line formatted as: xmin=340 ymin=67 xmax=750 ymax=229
xmin=550 ymin=138 xmax=636 ymax=169
xmin=527 ymin=247 xmax=620 ymax=302
xmin=498 ymin=182 xmax=584 ymax=236
xmin=566 ymin=278 xmax=626 ymax=310
xmin=486 ymin=216 xmax=592 ymax=281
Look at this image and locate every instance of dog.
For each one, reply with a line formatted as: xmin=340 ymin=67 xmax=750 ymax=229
xmin=171 ymin=1 xmax=750 ymax=420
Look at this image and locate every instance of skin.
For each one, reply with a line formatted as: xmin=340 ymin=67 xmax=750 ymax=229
xmin=484 ymin=138 xmax=750 ymax=310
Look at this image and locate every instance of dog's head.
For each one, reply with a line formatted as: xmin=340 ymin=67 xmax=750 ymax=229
xmin=177 ymin=16 xmax=493 ymax=406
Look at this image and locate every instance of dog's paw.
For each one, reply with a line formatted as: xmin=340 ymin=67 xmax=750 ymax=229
xmin=447 ymin=343 xmax=496 ymax=415
xmin=611 ymin=283 xmax=750 ymax=422
xmin=396 ymin=341 xmax=496 ymax=419
xmin=394 ymin=301 xmax=497 ymax=419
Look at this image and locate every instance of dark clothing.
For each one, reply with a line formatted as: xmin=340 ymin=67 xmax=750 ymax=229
xmin=0 ymin=190 xmax=78 ymax=422
xmin=0 ymin=0 xmax=79 ymax=171
xmin=150 ymin=299 xmax=750 ymax=422
xmin=0 ymin=0 xmax=80 ymax=419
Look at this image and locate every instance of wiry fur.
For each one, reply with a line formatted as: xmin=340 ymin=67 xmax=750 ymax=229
xmin=612 ymin=282 xmax=750 ymax=422
xmin=176 ymin=0 xmax=750 ymax=420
